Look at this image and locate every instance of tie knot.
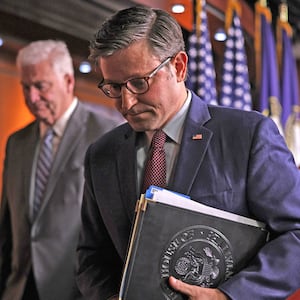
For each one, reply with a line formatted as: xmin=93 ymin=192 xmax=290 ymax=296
xmin=151 ymin=130 xmax=166 ymax=149
xmin=44 ymin=128 xmax=54 ymax=140
xmin=42 ymin=128 xmax=54 ymax=151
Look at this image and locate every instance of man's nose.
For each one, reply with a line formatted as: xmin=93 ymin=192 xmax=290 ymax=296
xmin=27 ymin=86 xmax=41 ymax=103
xmin=120 ymin=87 xmax=138 ymax=111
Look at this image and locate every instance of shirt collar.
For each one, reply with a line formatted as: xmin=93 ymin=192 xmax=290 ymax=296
xmin=39 ymin=97 xmax=78 ymax=138
xmin=163 ymin=89 xmax=191 ymax=144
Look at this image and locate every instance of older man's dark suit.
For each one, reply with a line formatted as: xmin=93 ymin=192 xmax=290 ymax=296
xmin=0 ymin=101 xmax=123 ymax=300
xmin=77 ymin=93 xmax=300 ymax=300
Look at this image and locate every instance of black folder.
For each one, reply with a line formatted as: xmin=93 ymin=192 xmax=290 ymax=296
xmin=119 ymin=187 xmax=269 ymax=300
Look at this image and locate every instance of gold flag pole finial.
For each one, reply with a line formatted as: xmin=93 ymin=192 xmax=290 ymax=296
xmin=259 ymin=0 xmax=267 ymax=7
xmin=195 ymin=0 xmax=202 ymax=38
xmin=279 ymin=2 xmax=288 ymax=23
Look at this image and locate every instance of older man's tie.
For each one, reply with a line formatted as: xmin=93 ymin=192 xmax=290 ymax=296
xmin=33 ymin=128 xmax=54 ymax=218
xmin=142 ymin=130 xmax=167 ymax=193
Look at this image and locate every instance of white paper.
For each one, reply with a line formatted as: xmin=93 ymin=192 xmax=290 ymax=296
xmin=148 ymin=188 xmax=266 ymax=229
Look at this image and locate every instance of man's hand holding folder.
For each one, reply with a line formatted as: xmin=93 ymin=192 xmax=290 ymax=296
xmin=119 ymin=186 xmax=269 ymax=300
xmin=169 ymin=276 xmax=229 ymax=300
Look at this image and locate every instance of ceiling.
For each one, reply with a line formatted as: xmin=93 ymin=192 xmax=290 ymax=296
xmin=0 ymin=0 xmax=137 ymax=63
xmin=1 ymin=0 xmax=300 ymax=73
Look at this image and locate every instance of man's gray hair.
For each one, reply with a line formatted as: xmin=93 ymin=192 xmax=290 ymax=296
xmin=16 ymin=39 xmax=74 ymax=76
xmin=89 ymin=6 xmax=185 ymax=63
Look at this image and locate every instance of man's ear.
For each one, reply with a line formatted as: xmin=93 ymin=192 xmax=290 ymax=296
xmin=173 ymin=51 xmax=188 ymax=82
xmin=64 ymin=73 xmax=75 ymax=93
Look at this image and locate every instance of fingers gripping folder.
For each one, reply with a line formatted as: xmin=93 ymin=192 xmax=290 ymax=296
xmin=119 ymin=186 xmax=269 ymax=300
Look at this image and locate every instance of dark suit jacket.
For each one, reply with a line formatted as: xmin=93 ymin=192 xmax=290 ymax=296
xmin=0 ymin=101 xmax=123 ymax=300
xmin=76 ymin=93 xmax=300 ymax=300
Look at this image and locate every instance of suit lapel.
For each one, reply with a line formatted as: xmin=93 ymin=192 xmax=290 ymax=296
xmin=97 ymin=125 xmax=137 ymax=259
xmin=37 ymin=102 xmax=87 ymax=217
xmin=116 ymin=127 xmax=138 ymax=221
xmin=114 ymin=93 xmax=214 ymax=212
xmin=172 ymin=93 xmax=213 ymax=195
xmin=51 ymin=103 xmax=86 ymax=177
xmin=22 ymin=123 xmax=40 ymax=222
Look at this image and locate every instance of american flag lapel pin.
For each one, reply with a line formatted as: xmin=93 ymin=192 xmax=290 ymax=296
xmin=192 ymin=133 xmax=203 ymax=140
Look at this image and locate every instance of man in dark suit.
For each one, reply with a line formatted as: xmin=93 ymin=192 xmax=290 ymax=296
xmin=76 ymin=6 xmax=300 ymax=300
xmin=0 ymin=40 xmax=123 ymax=300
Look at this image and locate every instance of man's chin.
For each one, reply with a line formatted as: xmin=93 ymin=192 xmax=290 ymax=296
xmin=129 ymin=122 xmax=158 ymax=132
xmin=35 ymin=114 xmax=55 ymax=125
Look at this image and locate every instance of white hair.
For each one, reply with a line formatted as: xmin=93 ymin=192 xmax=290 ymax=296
xmin=16 ymin=39 xmax=74 ymax=77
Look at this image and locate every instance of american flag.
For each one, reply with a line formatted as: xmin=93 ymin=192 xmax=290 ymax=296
xmin=219 ymin=2 xmax=252 ymax=111
xmin=277 ymin=3 xmax=300 ymax=167
xmin=186 ymin=0 xmax=218 ymax=105
xmin=255 ymin=2 xmax=283 ymax=134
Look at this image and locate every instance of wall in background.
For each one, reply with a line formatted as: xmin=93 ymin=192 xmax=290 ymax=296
xmin=0 ymin=53 xmax=116 ymax=193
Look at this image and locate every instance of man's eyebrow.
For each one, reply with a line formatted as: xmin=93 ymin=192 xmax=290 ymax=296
xmin=102 ymin=70 xmax=150 ymax=84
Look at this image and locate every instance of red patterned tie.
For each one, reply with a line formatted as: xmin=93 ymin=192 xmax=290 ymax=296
xmin=142 ymin=130 xmax=167 ymax=193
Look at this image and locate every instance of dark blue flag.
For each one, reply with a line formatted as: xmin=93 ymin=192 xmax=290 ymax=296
xmin=278 ymin=23 xmax=299 ymax=127
xmin=277 ymin=4 xmax=300 ymax=166
xmin=255 ymin=2 xmax=283 ymax=134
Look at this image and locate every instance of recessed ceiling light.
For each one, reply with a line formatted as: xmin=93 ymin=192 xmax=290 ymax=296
xmin=79 ymin=61 xmax=91 ymax=73
xmin=171 ymin=4 xmax=185 ymax=14
xmin=214 ymin=28 xmax=227 ymax=42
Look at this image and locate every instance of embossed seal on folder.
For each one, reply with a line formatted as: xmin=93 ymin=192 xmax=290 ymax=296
xmin=160 ymin=225 xmax=234 ymax=299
